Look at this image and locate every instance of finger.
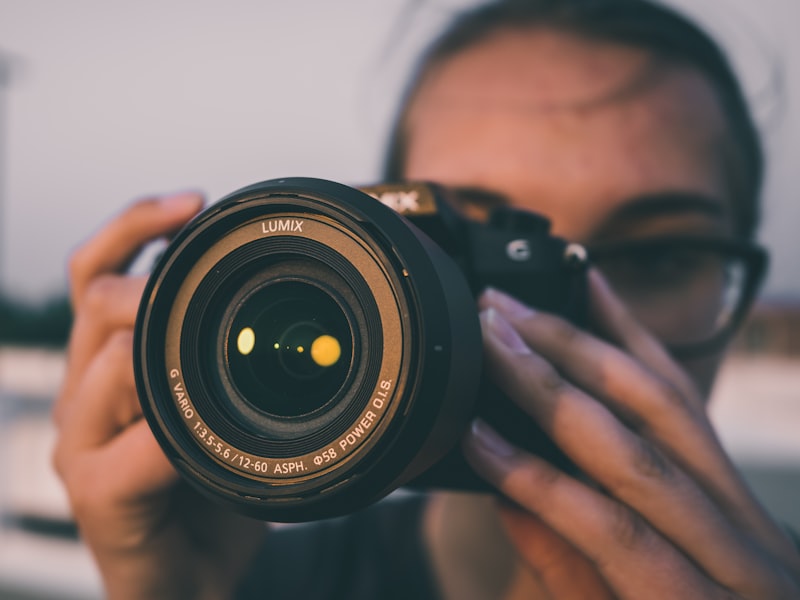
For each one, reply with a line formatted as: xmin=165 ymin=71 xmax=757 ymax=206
xmin=583 ymin=272 xmax=795 ymax=559
xmin=55 ymin=276 xmax=146 ymax=425
xmin=58 ymin=420 xmax=178 ymax=528
xmin=480 ymin=289 xmax=725 ymax=495
xmin=97 ymin=419 xmax=178 ymax=502
xmin=479 ymin=311 xmax=791 ymax=597
xmin=463 ymin=421 xmax=729 ymax=600
xmin=496 ymin=501 xmax=616 ymax=600
xmin=69 ymin=192 xmax=203 ymax=309
xmin=55 ymin=330 xmax=142 ymax=458
xmin=53 ymin=329 xmax=179 ymax=512
xmin=482 ymin=289 xmax=800 ymax=564
xmin=481 ymin=287 xmax=707 ymax=432
xmin=480 ymin=283 xmax=699 ymax=409
xmin=481 ymin=287 xmax=722 ymax=484
xmin=585 ymin=269 xmax=698 ymax=401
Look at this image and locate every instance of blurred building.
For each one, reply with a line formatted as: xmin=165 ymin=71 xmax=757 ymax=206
xmin=733 ymin=300 xmax=800 ymax=355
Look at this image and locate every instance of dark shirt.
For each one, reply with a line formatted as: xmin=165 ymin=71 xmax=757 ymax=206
xmin=235 ymin=494 xmax=439 ymax=600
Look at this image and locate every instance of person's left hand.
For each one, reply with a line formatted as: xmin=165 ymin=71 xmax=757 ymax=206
xmin=463 ymin=271 xmax=800 ymax=599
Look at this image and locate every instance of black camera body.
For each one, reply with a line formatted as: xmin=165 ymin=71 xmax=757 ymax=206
xmin=134 ymin=178 xmax=587 ymax=522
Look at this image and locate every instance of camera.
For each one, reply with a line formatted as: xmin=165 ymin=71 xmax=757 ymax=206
xmin=134 ymin=177 xmax=587 ymax=522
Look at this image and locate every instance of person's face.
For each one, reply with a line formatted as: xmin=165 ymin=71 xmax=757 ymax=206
xmin=402 ymin=28 xmax=738 ymax=397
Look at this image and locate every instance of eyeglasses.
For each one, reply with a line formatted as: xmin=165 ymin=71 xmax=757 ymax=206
xmin=587 ymin=236 xmax=768 ymax=357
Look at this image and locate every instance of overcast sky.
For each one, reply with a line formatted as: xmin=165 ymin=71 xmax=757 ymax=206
xmin=0 ymin=0 xmax=798 ymax=300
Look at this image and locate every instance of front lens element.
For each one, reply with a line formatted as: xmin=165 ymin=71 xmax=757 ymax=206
xmin=226 ymin=281 xmax=352 ymax=418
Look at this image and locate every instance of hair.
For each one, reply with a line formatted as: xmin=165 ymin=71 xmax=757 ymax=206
xmin=382 ymin=0 xmax=763 ymax=239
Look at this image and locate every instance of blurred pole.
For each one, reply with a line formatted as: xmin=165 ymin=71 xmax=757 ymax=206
xmin=0 ymin=52 xmax=9 ymax=289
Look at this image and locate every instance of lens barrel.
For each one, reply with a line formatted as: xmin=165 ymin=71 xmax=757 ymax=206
xmin=134 ymin=178 xmax=482 ymax=522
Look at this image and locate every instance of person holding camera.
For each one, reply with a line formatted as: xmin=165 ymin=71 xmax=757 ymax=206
xmin=52 ymin=0 xmax=800 ymax=598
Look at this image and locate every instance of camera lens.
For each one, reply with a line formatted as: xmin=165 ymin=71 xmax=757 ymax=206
xmin=226 ymin=281 xmax=352 ymax=418
xmin=134 ymin=178 xmax=484 ymax=522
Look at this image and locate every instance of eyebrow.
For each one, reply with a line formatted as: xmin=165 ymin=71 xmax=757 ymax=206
xmin=440 ymin=187 xmax=729 ymax=238
xmin=605 ymin=192 xmax=727 ymax=221
xmin=590 ymin=192 xmax=730 ymax=241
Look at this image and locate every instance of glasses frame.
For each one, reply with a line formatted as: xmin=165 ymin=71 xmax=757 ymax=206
xmin=587 ymin=235 xmax=769 ymax=358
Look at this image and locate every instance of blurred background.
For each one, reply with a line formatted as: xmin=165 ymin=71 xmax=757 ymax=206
xmin=0 ymin=1 xmax=798 ymax=598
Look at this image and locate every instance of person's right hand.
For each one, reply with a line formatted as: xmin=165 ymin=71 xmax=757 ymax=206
xmin=53 ymin=194 xmax=266 ymax=600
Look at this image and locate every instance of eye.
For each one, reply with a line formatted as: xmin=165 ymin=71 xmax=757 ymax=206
xmin=592 ymin=242 xmax=723 ymax=295
xmin=623 ymin=246 xmax=697 ymax=279
xmin=586 ymin=236 xmax=766 ymax=353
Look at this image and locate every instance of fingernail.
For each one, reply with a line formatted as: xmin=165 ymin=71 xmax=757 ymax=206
xmin=483 ymin=287 xmax=535 ymax=319
xmin=161 ymin=192 xmax=203 ymax=214
xmin=483 ymin=308 xmax=531 ymax=354
xmin=469 ymin=419 xmax=516 ymax=458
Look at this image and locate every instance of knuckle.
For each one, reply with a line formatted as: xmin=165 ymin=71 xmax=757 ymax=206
xmin=653 ymin=377 xmax=689 ymax=412
xmin=51 ymin=440 xmax=68 ymax=481
xmin=51 ymin=446 xmax=95 ymax=515
xmin=57 ymin=461 xmax=106 ymax=520
xmin=605 ymin=437 xmax=674 ymax=500
xmin=65 ymin=480 xmax=95 ymax=520
xmin=630 ymin=440 xmax=672 ymax=481
xmin=103 ymin=330 xmax=136 ymax=386
xmin=68 ymin=245 xmax=91 ymax=288
xmin=615 ymin=404 xmax=647 ymax=433
xmin=503 ymin=457 xmax=562 ymax=507
xmin=526 ymin=458 xmax=562 ymax=489
xmin=608 ymin=502 xmax=651 ymax=550
xmin=529 ymin=359 xmax=566 ymax=425
xmin=538 ymin=361 xmax=565 ymax=393
xmin=641 ymin=376 xmax=701 ymax=429
xmin=51 ymin=420 xmax=78 ymax=485
xmin=547 ymin=315 xmax=582 ymax=346
xmin=82 ymin=275 xmax=121 ymax=316
xmin=106 ymin=329 xmax=135 ymax=359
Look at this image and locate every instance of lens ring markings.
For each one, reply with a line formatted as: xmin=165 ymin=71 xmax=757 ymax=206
xmin=162 ymin=213 xmax=409 ymax=483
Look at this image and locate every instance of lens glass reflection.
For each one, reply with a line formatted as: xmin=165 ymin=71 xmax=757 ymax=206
xmin=226 ymin=282 xmax=352 ymax=417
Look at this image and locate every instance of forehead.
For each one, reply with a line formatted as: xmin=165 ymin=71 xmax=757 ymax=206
xmin=403 ymin=28 xmax=732 ymax=239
